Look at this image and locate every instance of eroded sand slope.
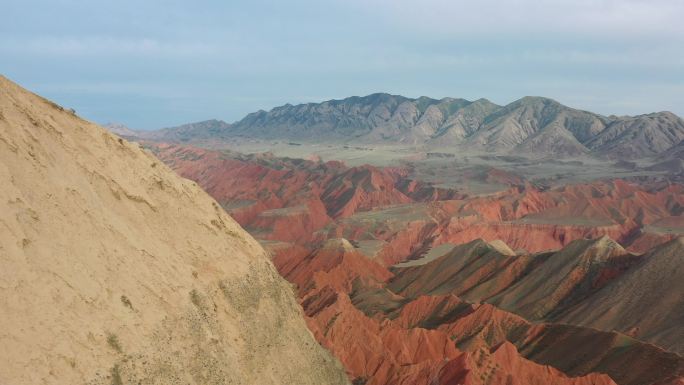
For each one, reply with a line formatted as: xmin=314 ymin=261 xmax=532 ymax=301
xmin=0 ymin=75 xmax=349 ymax=385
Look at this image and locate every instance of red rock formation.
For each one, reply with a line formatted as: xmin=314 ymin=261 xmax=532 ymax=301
xmin=283 ymin=241 xmax=620 ymax=385
xmin=149 ymin=143 xmax=684 ymax=385
xmin=150 ymin=144 xmax=425 ymax=243
xmin=561 ymin=237 xmax=684 ymax=355
xmin=434 ymin=220 xmax=627 ymax=253
xmin=433 ymin=180 xmax=684 ymax=253
xmin=152 ymin=144 xmax=683 ymax=256
xmin=266 ymin=237 xmax=684 ymax=385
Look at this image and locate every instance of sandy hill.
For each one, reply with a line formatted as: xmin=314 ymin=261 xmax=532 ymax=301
xmin=0 ymin=75 xmax=349 ymax=385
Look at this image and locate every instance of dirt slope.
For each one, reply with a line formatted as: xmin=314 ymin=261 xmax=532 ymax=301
xmin=0 ymin=75 xmax=349 ymax=385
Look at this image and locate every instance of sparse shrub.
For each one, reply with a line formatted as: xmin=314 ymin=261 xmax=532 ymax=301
xmin=106 ymin=333 xmax=122 ymax=353
xmin=190 ymin=289 xmax=202 ymax=308
xmin=324 ymin=313 xmax=340 ymax=336
xmin=120 ymin=295 xmax=133 ymax=310
xmin=111 ymin=364 xmax=122 ymax=385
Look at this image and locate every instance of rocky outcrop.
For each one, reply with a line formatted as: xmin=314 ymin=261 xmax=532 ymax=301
xmin=150 ymin=144 xmax=422 ymax=243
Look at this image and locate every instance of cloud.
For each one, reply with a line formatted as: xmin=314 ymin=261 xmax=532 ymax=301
xmin=2 ymin=0 xmax=682 ymax=127
xmin=0 ymin=36 xmax=218 ymax=56
xmin=344 ymin=0 xmax=684 ymax=38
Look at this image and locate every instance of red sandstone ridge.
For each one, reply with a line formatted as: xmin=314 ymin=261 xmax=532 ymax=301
xmin=150 ymin=144 xmax=336 ymax=242
xmin=385 ymin=238 xmax=684 ymax=385
xmin=151 ymin=143 xmax=683 ymax=256
xmin=279 ymin=238 xmax=392 ymax=296
xmin=149 ymin=143 xmax=454 ymax=243
xmin=430 ymin=179 xmax=684 ymax=254
xmin=458 ymin=341 xmax=616 ymax=385
xmin=322 ymin=179 xmax=684 ymax=264
xmin=273 ymin=240 xmax=619 ymax=385
xmin=264 ymin=237 xmax=684 ymax=385
xmin=311 ymin=184 xmax=682 ymax=274
xmin=561 ymin=237 xmax=684 ymax=355
xmin=489 ymin=236 xmax=639 ymax=320
xmin=146 ymin=143 xmax=684 ymax=385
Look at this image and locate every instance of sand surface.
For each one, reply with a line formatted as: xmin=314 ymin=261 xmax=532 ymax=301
xmin=0 ymin=75 xmax=349 ymax=385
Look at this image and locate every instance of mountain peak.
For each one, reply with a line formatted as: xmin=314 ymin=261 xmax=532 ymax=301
xmin=487 ymin=239 xmax=516 ymax=256
xmin=321 ymin=238 xmax=357 ymax=253
xmin=563 ymin=236 xmax=627 ymax=264
xmin=513 ymin=95 xmax=563 ymax=108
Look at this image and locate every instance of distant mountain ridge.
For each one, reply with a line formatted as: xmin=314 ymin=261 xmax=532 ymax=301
xmin=123 ymin=93 xmax=684 ymax=159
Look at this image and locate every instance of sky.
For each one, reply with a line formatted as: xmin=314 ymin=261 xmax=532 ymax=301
xmin=2 ymin=0 xmax=683 ymax=129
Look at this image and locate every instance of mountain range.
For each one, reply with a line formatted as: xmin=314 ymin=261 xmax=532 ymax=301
xmin=117 ymin=93 xmax=684 ymax=159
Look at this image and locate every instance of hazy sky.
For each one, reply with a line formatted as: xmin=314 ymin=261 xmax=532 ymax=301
xmin=2 ymin=0 xmax=683 ymax=129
